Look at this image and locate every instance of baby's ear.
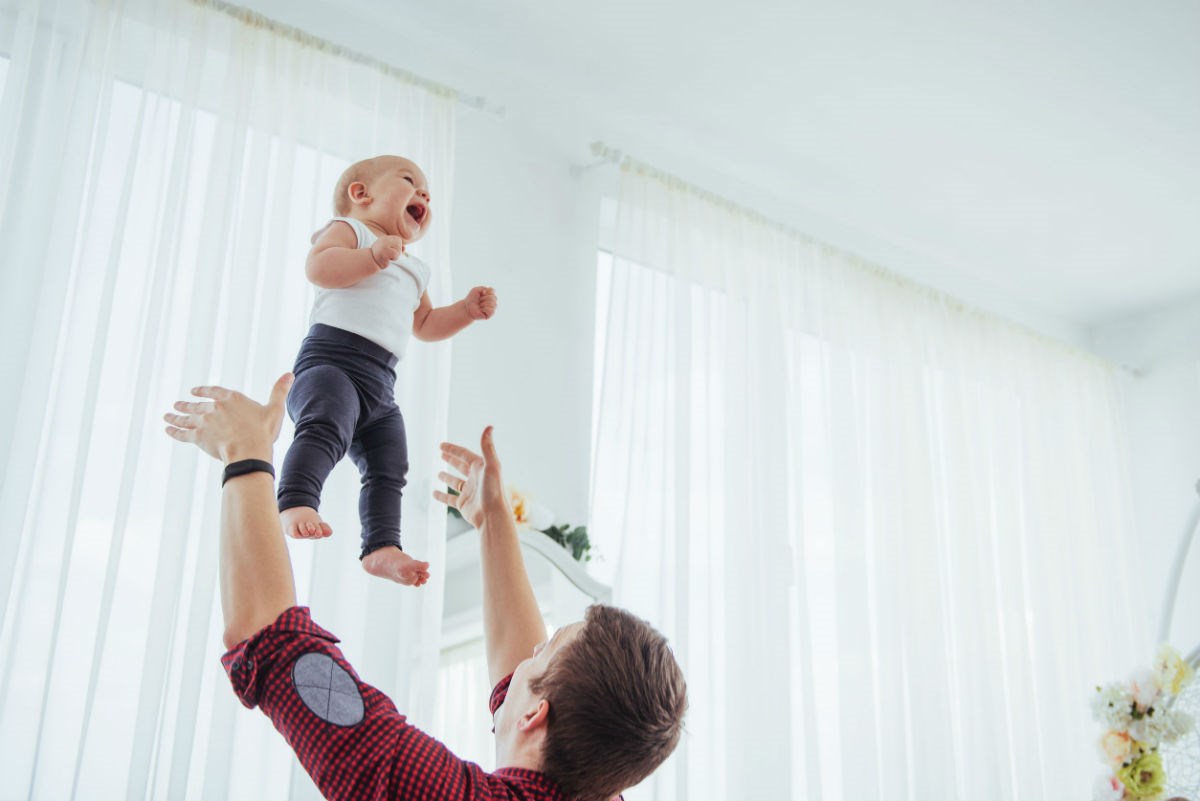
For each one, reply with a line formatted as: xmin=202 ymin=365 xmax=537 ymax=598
xmin=348 ymin=181 xmax=370 ymax=204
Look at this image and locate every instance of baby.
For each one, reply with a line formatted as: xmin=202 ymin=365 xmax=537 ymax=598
xmin=277 ymin=155 xmax=496 ymax=586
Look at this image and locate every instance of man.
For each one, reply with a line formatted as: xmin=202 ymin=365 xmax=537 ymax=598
xmin=163 ymin=374 xmax=687 ymax=801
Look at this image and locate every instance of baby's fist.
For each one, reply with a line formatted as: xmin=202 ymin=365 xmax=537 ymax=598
xmin=465 ymin=286 xmax=497 ymax=320
xmin=371 ymin=236 xmax=405 ymax=268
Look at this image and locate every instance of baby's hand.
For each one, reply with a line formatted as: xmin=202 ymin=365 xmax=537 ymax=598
xmin=370 ymin=235 xmax=405 ymax=268
xmin=464 ymin=286 xmax=497 ymax=320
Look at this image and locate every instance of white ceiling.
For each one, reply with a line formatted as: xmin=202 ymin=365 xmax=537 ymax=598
xmin=259 ymin=0 xmax=1199 ymax=330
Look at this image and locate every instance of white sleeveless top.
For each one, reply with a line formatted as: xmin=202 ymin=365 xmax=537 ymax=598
xmin=309 ymin=217 xmax=431 ymax=360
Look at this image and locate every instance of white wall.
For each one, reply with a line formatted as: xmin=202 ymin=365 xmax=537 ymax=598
xmin=444 ymin=110 xmax=604 ymax=528
xmin=1090 ymin=294 xmax=1200 ymax=653
xmin=237 ymin=0 xmax=1090 ymax=529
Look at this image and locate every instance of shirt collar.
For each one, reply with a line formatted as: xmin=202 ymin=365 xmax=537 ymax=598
xmin=493 ymin=766 xmax=567 ymax=797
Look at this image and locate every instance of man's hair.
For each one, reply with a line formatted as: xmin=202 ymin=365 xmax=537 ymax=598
xmin=332 ymin=155 xmax=397 ymax=215
xmin=529 ymin=605 xmax=687 ymax=801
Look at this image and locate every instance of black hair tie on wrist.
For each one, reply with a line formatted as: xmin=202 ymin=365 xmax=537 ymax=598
xmin=222 ymin=459 xmax=275 ymax=486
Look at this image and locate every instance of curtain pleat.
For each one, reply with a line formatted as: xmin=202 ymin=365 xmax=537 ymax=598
xmin=592 ymin=165 xmax=1143 ymax=800
xmin=0 ymin=1 xmax=457 ymax=798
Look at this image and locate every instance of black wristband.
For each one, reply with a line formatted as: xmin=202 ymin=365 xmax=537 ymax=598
xmin=222 ymin=459 xmax=275 ymax=486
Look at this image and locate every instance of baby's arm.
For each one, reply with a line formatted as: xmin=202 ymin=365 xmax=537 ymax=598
xmin=306 ymin=221 xmax=403 ymax=289
xmin=412 ymin=287 xmax=496 ymax=342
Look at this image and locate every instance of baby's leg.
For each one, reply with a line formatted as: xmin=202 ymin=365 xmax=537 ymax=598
xmin=277 ymin=365 xmax=360 ymax=539
xmin=350 ymin=407 xmax=429 ymax=586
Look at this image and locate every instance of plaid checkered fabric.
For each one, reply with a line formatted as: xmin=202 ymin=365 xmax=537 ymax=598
xmin=222 ymin=606 xmax=570 ymax=801
xmin=489 ymin=673 xmax=513 ymax=716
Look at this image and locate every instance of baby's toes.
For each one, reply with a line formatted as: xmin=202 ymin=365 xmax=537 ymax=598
xmin=402 ymin=565 xmax=428 ymax=586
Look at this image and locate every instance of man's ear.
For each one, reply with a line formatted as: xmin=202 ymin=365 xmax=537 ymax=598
xmin=348 ymin=181 xmax=370 ymax=206
xmin=517 ymin=699 xmax=550 ymax=733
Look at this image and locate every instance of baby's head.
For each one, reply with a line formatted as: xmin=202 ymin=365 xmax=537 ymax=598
xmin=333 ymin=155 xmax=432 ymax=243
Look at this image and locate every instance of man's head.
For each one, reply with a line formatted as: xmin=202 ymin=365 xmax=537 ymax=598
xmin=333 ymin=155 xmax=432 ymax=243
xmin=495 ymin=605 xmax=687 ymax=801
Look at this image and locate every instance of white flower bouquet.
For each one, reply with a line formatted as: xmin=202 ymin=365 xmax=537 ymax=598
xmin=1091 ymin=644 xmax=1195 ymax=800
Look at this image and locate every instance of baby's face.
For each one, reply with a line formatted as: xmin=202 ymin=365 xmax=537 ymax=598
xmin=362 ymin=158 xmax=432 ymax=243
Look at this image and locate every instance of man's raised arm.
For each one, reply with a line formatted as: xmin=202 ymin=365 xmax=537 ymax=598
xmin=436 ymin=428 xmax=546 ymax=686
xmin=164 ymin=375 xmax=297 ymax=647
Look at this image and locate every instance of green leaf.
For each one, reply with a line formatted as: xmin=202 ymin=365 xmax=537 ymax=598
xmin=536 ymin=522 xmax=593 ymax=563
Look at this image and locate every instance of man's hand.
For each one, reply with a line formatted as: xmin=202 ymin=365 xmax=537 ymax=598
xmin=437 ymin=427 xmax=545 ymax=685
xmin=463 ymin=286 xmax=497 ymax=320
xmin=434 ymin=426 xmax=509 ymax=529
xmin=165 ymin=375 xmax=299 ymax=650
xmin=163 ymin=374 xmax=293 ymax=465
xmin=370 ymin=235 xmax=405 ymax=269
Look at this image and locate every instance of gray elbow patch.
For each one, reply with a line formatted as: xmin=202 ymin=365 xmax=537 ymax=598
xmin=292 ymin=652 xmax=365 ymax=727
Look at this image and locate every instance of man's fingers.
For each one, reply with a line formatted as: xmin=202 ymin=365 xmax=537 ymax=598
xmin=432 ymin=490 xmax=456 ymax=506
xmin=173 ymin=400 xmax=211 ymax=414
xmin=439 ymin=442 xmax=480 ymax=473
xmin=439 ymin=450 xmax=473 ymax=474
xmin=267 ymin=373 xmax=294 ymax=414
xmin=163 ymin=412 xmax=197 ymax=429
xmin=191 ymin=385 xmax=233 ymax=400
xmin=480 ymin=425 xmax=499 ymax=463
xmin=437 ymin=471 xmax=464 ymax=490
xmin=164 ymin=425 xmax=195 ymax=443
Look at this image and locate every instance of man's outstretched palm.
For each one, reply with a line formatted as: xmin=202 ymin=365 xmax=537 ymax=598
xmin=435 ymin=426 xmax=508 ymax=529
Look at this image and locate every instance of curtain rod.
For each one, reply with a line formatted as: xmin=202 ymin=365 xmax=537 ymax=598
xmin=586 ymin=140 xmax=1134 ymax=375
xmin=192 ymin=0 xmax=505 ymax=116
xmin=588 ymin=140 xmax=836 ymax=245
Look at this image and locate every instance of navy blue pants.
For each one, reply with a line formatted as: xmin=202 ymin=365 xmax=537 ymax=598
xmin=278 ymin=324 xmax=409 ymax=558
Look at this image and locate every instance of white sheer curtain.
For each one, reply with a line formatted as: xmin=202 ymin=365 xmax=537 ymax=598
xmin=0 ymin=1 xmax=457 ymax=798
xmin=590 ymin=165 xmax=1144 ymax=801
xmin=432 ymin=637 xmax=496 ymax=772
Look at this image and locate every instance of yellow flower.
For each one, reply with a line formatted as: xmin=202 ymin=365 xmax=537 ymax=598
xmin=508 ymin=487 xmax=529 ymax=525
xmin=1117 ymin=752 xmax=1165 ymax=800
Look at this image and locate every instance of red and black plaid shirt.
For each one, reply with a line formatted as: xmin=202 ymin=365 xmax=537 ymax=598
xmin=221 ymin=606 xmax=569 ymax=801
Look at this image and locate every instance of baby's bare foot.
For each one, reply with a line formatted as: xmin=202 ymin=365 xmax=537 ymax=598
xmin=281 ymin=506 xmax=333 ymax=539
xmin=362 ymin=547 xmax=431 ymax=587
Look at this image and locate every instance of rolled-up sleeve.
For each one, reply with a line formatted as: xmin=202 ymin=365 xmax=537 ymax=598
xmin=221 ymin=606 xmax=510 ymax=801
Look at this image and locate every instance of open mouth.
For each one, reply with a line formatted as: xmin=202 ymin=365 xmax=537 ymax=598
xmin=406 ymin=204 xmax=427 ymax=224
